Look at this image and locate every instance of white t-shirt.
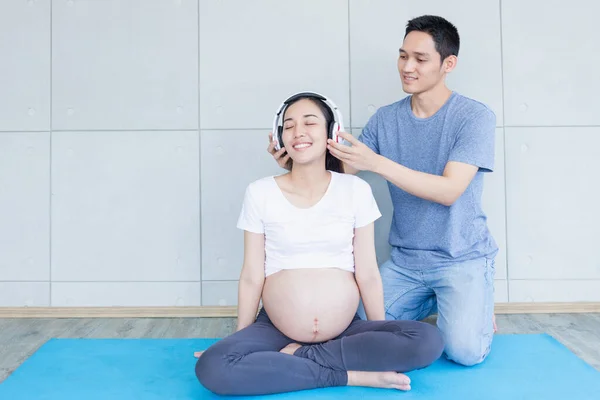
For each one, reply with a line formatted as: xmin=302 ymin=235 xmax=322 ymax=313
xmin=236 ymin=171 xmax=381 ymax=277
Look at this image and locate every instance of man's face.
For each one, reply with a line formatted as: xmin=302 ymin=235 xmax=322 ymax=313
xmin=397 ymin=31 xmax=451 ymax=95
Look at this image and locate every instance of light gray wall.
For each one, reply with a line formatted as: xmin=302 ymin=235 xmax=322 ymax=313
xmin=1 ymin=0 xmax=598 ymax=307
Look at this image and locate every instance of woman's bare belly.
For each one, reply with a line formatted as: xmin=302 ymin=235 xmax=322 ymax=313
xmin=262 ymin=268 xmax=360 ymax=343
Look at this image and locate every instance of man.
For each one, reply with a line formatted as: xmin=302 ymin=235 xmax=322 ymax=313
xmin=268 ymin=15 xmax=497 ymax=367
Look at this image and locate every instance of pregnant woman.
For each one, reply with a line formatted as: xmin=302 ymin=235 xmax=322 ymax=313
xmin=194 ymin=92 xmax=444 ymax=396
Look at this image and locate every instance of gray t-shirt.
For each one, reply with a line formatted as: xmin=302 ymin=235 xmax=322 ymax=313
xmin=359 ymin=91 xmax=498 ymax=268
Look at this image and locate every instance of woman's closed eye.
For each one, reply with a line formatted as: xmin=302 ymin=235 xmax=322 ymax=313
xmin=284 ymin=122 xmax=316 ymax=130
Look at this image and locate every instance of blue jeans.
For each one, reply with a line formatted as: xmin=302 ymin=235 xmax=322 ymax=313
xmin=358 ymin=256 xmax=496 ymax=367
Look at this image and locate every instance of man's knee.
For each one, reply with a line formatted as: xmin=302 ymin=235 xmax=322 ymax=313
xmin=443 ymin=332 xmax=493 ymax=367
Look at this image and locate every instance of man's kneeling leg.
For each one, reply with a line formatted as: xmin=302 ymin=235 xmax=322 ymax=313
xmin=431 ymin=257 xmax=496 ymax=366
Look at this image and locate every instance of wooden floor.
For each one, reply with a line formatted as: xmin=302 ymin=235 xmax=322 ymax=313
xmin=1 ymin=314 xmax=599 ymax=383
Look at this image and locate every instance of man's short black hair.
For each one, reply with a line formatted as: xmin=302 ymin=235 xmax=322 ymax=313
xmin=405 ymin=15 xmax=460 ymax=62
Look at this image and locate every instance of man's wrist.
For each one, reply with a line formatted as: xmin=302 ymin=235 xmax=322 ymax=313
xmin=371 ymin=154 xmax=387 ymax=175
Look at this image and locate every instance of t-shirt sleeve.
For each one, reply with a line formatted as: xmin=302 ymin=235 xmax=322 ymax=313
xmin=357 ymin=112 xmax=380 ymax=154
xmin=448 ymin=107 xmax=496 ymax=172
xmin=353 ymin=178 xmax=382 ymax=228
xmin=236 ymin=184 xmax=264 ymax=234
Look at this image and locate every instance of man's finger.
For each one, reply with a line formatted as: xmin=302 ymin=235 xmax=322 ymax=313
xmin=327 ymin=139 xmax=353 ymax=154
xmin=328 ymin=145 xmax=351 ymax=162
xmin=337 ymin=131 xmax=359 ymax=145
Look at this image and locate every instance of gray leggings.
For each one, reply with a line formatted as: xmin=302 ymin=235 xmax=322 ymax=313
xmin=195 ymin=308 xmax=444 ymax=396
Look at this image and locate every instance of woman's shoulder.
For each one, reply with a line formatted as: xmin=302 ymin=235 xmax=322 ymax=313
xmin=247 ymin=175 xmax=276 ymax=188
xmin=331 ymin=171 xmax=371 ymax=191
xmin=244 ymin=174 xmax=281 ymax=198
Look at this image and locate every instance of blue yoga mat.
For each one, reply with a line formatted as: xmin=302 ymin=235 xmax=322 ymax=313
xmin=1 ymin=334 xmax=599 ymax=399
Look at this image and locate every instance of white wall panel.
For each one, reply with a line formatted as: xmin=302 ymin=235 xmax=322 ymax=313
xmin=495 ymin=280 xmax=508 ymax=303
xmin=502 ymin=0 xmax=600 ymax=126
xmin=0 ymin=133 xmax=50 ymax=281
xmin=349 ymin=0 xmax=503 ymax=128
xmin=509 ymin=280 xmax=600 ymax=302
xmin=51 ymin=131 xmax=200 ymax=281
xmin=506 ymin=127 xmax=600 ymax=279
xmin=51 ymin=282 xmax=200 ymax=307
xmin=0 ymin=283 xmax=49 ymax=307
xmin=199 ymin=0 xmax=350 ymax=129
xmin=202 ymin=281 xmax=238 ymax=306
xmin=200 ymin=130 xmax=283 ymax=280
xmin=483 ymin=129 xmax=507 ymax=280
xmin=52 ymin=0 xmax=198 ymax=130
xmin=1 ymin=0 xmax=598 ymax=308
xmin=0 ymin=1 xmax=50 ymax=131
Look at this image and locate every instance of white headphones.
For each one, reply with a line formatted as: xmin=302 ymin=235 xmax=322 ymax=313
xmin=271 ymin=91 xmax=345 ymax=151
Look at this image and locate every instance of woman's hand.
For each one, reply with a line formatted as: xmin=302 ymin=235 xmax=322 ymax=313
xmin=267 ymin=132 xmax=290 ymax=170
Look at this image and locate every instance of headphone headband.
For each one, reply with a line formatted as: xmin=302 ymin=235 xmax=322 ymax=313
xmin=271 ymin=91 xmax=345 ymax=151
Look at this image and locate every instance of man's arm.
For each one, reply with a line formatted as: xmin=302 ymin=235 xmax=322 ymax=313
xmin=328 ymin=109 xmax=495 ymax=206
xmin=372 ymin=158 xmax=478 ymax=206
xmin=328 ymin=133 xmax=478 ymax=206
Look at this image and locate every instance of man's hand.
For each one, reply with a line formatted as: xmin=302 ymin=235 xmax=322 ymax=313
xmin=327 ymin=132 xmax=380 ymax=172
xmin=267 ymin=132 xmax=290 ymax=170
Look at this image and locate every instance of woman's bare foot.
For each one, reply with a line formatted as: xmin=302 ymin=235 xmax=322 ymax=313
xmin=279 ymin=342 xmax=302 ymax=356
xmin=347 ymin=370 xmax=411 ymax=391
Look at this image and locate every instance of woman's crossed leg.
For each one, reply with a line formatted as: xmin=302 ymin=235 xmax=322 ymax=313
xmin=195 ymin=311 xmax=347 ymax=396
xmin=195 ymin=310 xmax=444 ymax=396
xmin=292 ymin=316 xmax=444 ymax=386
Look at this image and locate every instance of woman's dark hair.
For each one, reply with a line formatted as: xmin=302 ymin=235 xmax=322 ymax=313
xmin=282 ymin=96 xmax=344 ymax=173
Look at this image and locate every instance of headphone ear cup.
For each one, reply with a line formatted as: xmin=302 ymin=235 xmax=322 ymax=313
xmin=327 ymin=121 xmax=334 ymax=141
xmin=277 ymin=126 xmax=284 ymax=149
xmin=331 ymin=122 xmax=340 ymax=143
